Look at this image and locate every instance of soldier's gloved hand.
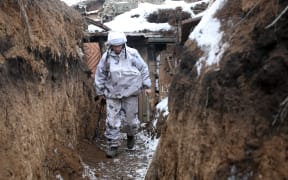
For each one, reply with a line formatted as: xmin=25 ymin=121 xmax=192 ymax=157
xmin=144 ymin=89 xmax=152 ymax=96
xmin=95 ymin=95 xmax=106 ymax=106
xmin=99 ymin=95 xmax=106 ymax=105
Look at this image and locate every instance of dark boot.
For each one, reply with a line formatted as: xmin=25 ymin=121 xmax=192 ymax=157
xmin=106 ymin=146 xmax=118 ymax=158
xmin=127 ymin=135 xmax=135 ymax=149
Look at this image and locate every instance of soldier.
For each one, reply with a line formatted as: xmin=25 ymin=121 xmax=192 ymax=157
xmin=95 ymin=31 xmax=151 ymax=158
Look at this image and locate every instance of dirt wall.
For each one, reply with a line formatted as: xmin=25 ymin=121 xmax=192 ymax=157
xmin=146 ymin=0 xmax=288 ymax=179
xmin=0 ymin=0 xmax=98 ymax=179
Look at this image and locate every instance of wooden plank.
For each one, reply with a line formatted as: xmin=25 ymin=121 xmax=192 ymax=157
xmin=84 ymin=17 xmax=111 ymax=31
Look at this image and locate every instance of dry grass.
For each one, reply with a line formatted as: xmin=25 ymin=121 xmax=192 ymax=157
xmin=146 ymin=7 xmax=191 ymax=26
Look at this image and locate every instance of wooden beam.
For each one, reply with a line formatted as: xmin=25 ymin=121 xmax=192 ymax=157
xmin=84 ymin=17 xmax=111 ymax=31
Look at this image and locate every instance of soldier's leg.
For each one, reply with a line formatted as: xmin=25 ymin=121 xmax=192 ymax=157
xmin=122 ymin=96 xmax=139 ymax=136
xmin=104 ymin=98 xmax=122 ymax=148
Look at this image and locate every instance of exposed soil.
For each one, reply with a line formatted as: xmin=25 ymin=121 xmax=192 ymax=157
xmin=146 ymin=0 xmax=288 ymax=179
xmin=0 ymin=0 xmax=98 ymax=179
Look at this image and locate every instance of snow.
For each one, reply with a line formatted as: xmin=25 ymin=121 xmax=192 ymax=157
xmin=87 ymin=0 xmax=210 ymax=33
xmin=82 ymin=162 xmax=97 ymax=180
xmin=60 ymin=0 xmax=82 ymax=6
xmin=56 ymin=174 xmax=64 ymax=180
xmin=88 ymin=24 xmax=105 ymax=33
xmin=189 ymin=0 xmax=229 ymax=75
xmin=156 ymin=97 xmax=169 ymax=117
xmin=137 ymin=131 xmax=159 ymax=178
xmin=152 ymin=97 xmax=169 ymax=130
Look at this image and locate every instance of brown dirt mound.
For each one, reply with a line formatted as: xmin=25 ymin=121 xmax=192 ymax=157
xmin=0 ymin=0 xmax=98 ymax=179
xmin=146 ymin=0 xmax=288 ymax=179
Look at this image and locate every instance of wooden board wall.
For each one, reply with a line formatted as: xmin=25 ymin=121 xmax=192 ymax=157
xmin=83 ymin=42 xmax=102 ymax=78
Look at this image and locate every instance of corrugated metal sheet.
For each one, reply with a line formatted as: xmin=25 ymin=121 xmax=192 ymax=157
xmin=83 ymin=42 xmax=101 ymax=78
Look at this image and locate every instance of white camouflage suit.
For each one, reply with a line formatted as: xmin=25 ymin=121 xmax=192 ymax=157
xmin=95 ymin=44 xmax=151 ymax=147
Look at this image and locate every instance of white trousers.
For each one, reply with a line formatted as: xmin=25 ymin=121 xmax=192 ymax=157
xmin=105 ymin=96 xmax=139 ymax=147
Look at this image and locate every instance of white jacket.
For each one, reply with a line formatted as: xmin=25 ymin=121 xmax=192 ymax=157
xmin=95 ymin=46 xmax=151 ymax=98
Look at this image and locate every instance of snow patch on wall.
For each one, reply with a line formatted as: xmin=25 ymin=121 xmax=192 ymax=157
xmin=189 ymin=0 xmax=229 ymax=75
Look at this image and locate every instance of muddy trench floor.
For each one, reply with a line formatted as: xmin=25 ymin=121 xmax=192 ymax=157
xmin=78 ymin=131 xmax=156 ymax=180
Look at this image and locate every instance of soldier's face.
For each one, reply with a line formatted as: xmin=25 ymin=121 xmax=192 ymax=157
xmin=111 ymin=45 xmax=123 ymax=54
